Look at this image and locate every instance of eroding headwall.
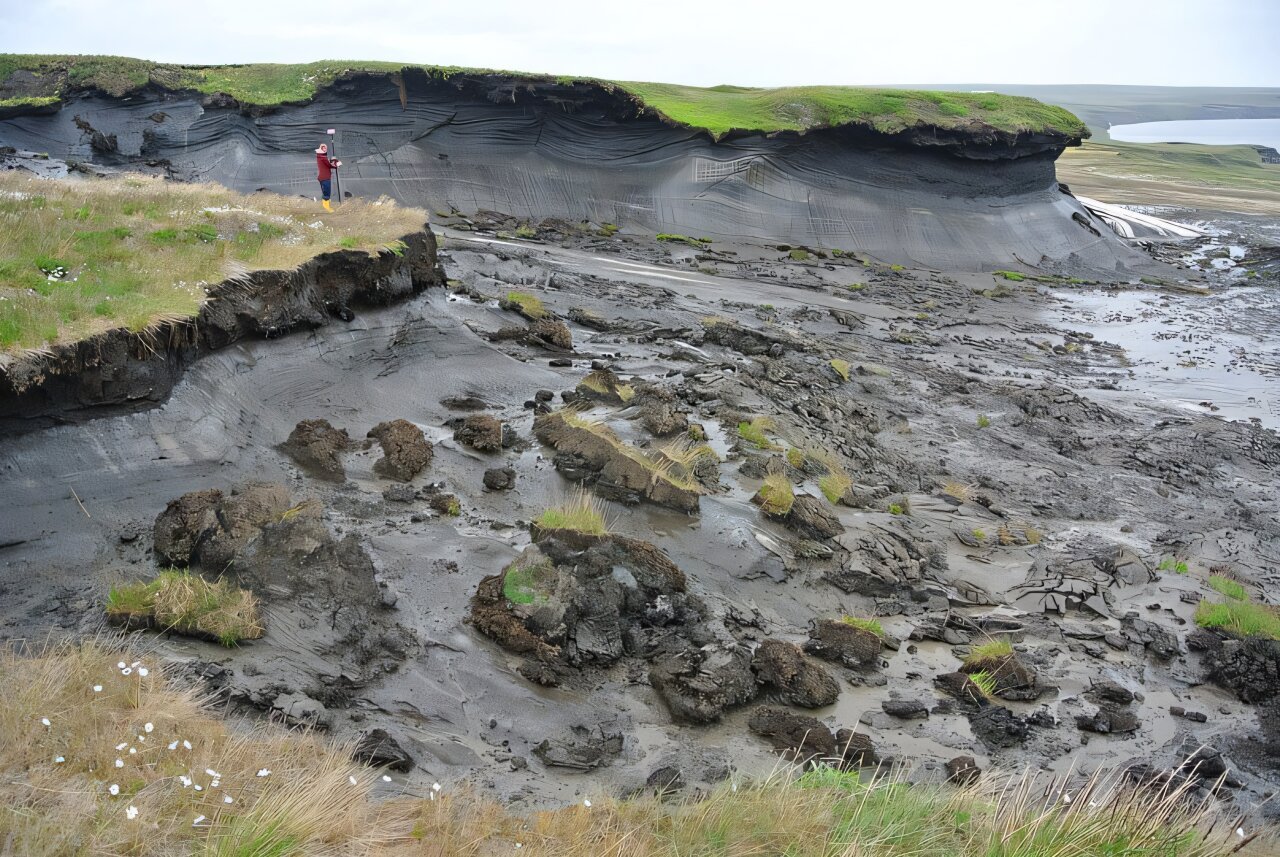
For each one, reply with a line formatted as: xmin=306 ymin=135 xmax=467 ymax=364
xmin=0 ymin=72 xmax=1145 ymax=272
xmin=0 ymin=229 xmax=443 ymax=429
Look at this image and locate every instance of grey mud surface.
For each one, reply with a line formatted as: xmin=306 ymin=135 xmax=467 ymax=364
xmin=1 ymin=213 xmax=1278 ymax=816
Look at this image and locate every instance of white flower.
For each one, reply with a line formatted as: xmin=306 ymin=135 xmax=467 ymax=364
xmin=182 ymin=740 xmax=192 ymax=750
xmin=93 ymin=685 xmax=103 ymax=693
xmin=211 ymin=779 xmax=220 ymax=787
xmin=128 ymin=748 xmax=137 ymax=755
xmin=348 ymin=776 xmax=358 ymax=785
xmin=144 ymin=723 xmax=154 ymax=733
xmin=1062 ymin=793 xmax=1072 ymax=804
xmin=381 ymin=775 xmax=391 ymax=782
xmin=583 ymin=799 xmax=592 ymax=808
xmin=121 ymin=668 xmax=132 ymax=676
xmin=432 ymin=782 xmax=441 ymax=792
xmin=138 ymin=668 xmax=149 ymax=677
xmin=115 ymin=743 xmax=128 ymax=751
xmin=193 ymin=815 xmax=206 ymax=826
xmin=54 ymin=756 xmax=65 ymax=764
xmin=193 ymin=785 xmax=203 ymax=792
xmin=257 ymin=769 xmax=271 ymax=777
xmin=117 ymin=662 xmax=126 ymax=670
xmin=131 ymin=662 xmax=140 ymax=669
xmin=179 ymin=776 xmax=192 ymax=788
xmin=1238 ymin=828 xmax=1246 ymax=838
xmin=224 ymin=795 xmax=234 ymax=804
xmin=108 ymin=784 xmax=120 ymax=796
xmin=205 ymin=768 xmax=219 ymax=778
xmin=114 ymin=759 xmax=124 ymax=768
xmin=168 ymin=740 xmax=179 ymax=750
xmin=40 ymin=717 xmax=51 ymax=727
xmin=126 ymin=805 xmax=139 ymax=820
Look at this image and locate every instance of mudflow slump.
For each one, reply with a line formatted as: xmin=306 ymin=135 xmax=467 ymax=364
xmin=2 ymin=75 xmax=1279 ymax=814
xmin=0 ymin=71 xmax=1147 ymax=272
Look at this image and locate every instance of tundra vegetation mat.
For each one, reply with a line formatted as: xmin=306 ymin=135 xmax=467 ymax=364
xmin=1058 ymin=140 xmax=1280 ymax=214
xmin=0 ymin=54 xmax=1088 ymax=138
xmin=0 ymin=173 xmax=426 ymax=352
xmin=0 ymin=642 xmax=1268 ymax=857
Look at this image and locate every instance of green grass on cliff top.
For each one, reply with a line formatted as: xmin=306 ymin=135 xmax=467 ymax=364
xmin=0 ymin=54 xmax=1089 ymax=139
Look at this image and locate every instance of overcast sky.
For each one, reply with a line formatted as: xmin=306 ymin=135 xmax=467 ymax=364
xmin=3 ymin=0 xmax=1277 ymax=88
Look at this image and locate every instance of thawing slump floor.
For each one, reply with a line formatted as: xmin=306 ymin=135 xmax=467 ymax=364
xmin=0 ymin=229 xmax=1277 ymax=809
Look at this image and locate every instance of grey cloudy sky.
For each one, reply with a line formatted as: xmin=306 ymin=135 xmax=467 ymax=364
xmin=2 ymin=0 xmax=1277 ymax=87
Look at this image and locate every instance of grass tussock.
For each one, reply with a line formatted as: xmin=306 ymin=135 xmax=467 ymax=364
xmin=560 ymin=410 xmax=700 ymax=493
xmin=841 ymin=616 xmax=885 ymax=638
xmin=737 ymin=415 xmax=778 ymax=450
xmin=941 ymin=480 xmax=975 ymax=502
xmin=0 ymin=172 xmax=426 ymax=353
xmin=535 ymin=492 xmax=610 ymax=536
xmin=756 ymin=472 xmax=795 ymax=516
xmin=967 ymin=670 xmax=999 ymax=700
xmin=818 ymin=467 xmax=852 ymax=506
xmin=0 ymin=641 xmax=1270 ymax=856
xmin=1207 ymin=575 xmax=1248 ymax=602
xmin=1195 ymin=598 xmax=1280 ymax=641
xmin=659 ymin=438 xmax=718 ymax=473
xmin=504 ymin=290 xmax=547 ymax=319
xmin=106 ymin=570 xmax=263 ymax=647
xmin=966 ymin=638 xmax=1014 ymax=665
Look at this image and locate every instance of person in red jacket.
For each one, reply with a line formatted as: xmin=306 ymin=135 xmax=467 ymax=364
xmin=315 ymin=143 xmax=341 ymax=211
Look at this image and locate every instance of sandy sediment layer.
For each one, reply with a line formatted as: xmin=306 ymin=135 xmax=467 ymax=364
xmin=0 ymin=71 xmax=1149 ymax=272
xmin=0 ymin=228 xmax=443 ymax=429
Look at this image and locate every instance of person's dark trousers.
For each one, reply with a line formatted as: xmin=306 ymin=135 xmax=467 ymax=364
xmin=319 ymin=179 xmax=332 ymax=201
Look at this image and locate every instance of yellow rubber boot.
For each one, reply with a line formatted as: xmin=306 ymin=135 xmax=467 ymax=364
xmin=322 ymin=199 xmax=332 ymax=211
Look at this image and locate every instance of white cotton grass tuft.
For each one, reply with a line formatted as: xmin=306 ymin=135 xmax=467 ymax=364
xmin=257 ymin=768 xmax=271 ymax=777
xmin=114 ymin=759 xmax=124 ymax=768
xmin=125 ymin=806 xmax=138 ymax=820
xmin=108 ymin=784 xmax=119 ymax=796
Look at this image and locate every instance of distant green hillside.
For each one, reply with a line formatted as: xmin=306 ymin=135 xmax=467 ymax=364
xmin=0 ymin=54 xmax=1089 ymax=140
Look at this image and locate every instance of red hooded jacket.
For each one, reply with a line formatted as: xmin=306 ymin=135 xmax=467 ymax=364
xmin=316 ymin=151 xmax=338 ymax=181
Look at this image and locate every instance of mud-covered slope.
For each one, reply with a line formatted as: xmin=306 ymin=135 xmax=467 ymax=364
xmin=0 ymin=70 xmax=1146 ymax=272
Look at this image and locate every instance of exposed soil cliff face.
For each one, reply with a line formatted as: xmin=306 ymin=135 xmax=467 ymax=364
xmin=0 ymin=228 xmax=443 ymax=428
xmin=0 ymin=72 xmax=1143 ymax=271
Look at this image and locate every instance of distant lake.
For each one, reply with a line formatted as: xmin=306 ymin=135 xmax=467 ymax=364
xmin=1108 ymin=117 xmax=1280 ymax=150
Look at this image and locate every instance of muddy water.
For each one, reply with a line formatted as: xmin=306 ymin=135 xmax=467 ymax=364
xmin=1051 ymin=286 xmax=1280 ymax=428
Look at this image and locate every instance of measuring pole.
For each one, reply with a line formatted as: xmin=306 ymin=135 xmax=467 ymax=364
xmin=327 ymin=128 xmax=341 ymax=205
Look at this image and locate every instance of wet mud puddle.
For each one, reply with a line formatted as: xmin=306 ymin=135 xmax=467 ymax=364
xmin=1050 ymin=285 xmax=1280 ymax=428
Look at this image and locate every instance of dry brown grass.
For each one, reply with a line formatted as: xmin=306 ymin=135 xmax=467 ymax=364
xmin=0 ymin=639 xmax=390 ymax=856
xmin=560 ymin=409 xmax=700 ymax=493
xmin=1 ymin=642 xmax=1272 ymax=856
xmin=0 ymin=172 xmax=427 ymax=354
